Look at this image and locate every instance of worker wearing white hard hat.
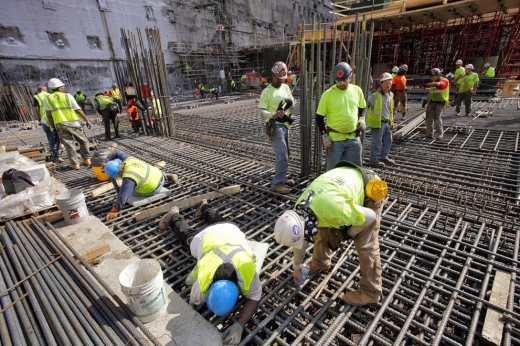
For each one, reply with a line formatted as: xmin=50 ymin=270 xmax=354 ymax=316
xmin=366 ymin=73 xmax=395 ymax=167
xmin=454 ymin=64 xmax=479 ymax=117
xmin=453 ymin=59 xmax=465 ymax=95
xmin=43 ymin=78 xmax=92 ymax=169
xmin=481 ymin=62 xmax=495 ymax=77
xmin=274 ymin=161 xmax=388 ymax=306
xmin=422 ymin=68 xmax=450 ymax=139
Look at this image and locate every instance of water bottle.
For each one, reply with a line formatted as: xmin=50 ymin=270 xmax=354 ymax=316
xmin=297 ymin=264 xmax=310 ymax=285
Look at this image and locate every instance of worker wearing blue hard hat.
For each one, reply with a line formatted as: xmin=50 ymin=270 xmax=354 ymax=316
xmin=159 ymin=200 xmax=262 ymax=344
xmin=102 ymin=149 xmax=179 ymax=221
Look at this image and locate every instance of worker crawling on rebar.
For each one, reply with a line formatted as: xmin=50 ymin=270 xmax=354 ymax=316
xmin=274 ymin=161 xmax=388 ymax=306
xmin=158 ymin=200 xmax=262 ymax=345
xmin=102 ymin=150 xmax=178 ymax=221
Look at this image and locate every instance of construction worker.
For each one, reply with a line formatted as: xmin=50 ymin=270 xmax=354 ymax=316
xmin=316 ymin=62 xmax=366 ymax=171
xmin=230 ymin=79 xmax=236 ymax=93
xmin=422 ymin=68 xmax=450 ymax=139
xmin=209 ymin=87 xmax=220 ymax=100
xmin=103 ymin=150 xmax=178 ymax=220
xmin=126 ymin=98 xmax=142 ymax=134
xmin=150 ymin=92 xmax=162 ymax=116
xmin=74 ymin=88 xmax=86 ymax=113
xmin=159 ymin=200 xmax=261 ymax=345
xmin=43 ymin=78 xmax=92 ymax=170
xmin=124 ymin=80 xmax=137 ymax=101
xmin=455 ymin=64 xmax=479 ymax=117
xmin=391 ymin=66 xmax=399 ymax=78
xmin=391 ymin=64 xmax=408 ymax=120
xmin=366 ymin=73 xmax=395 ymax=167
xmin=481 ymin=63 xmax=495 ymax=77
xmin=34 ymin=85 xmax=61 ymax=162
xmin=259 ymin=61 xmax=295 ymax=194
xmin=108 ymin=82 xmax=122 ymax=112
xmin=291 ymin=72 xmax=298 ymax=88
xmin=454 ymin=60 xmax=465 ymax=86
xmin=274 ymin=161 xmax=387 ymax=306
xmin=95 ymin=92 xmax=120 ymax=140
xmin=198 ymin=81 xmax=205 ymax=99
xmin=287 ymin=72 xmax=293 ymax=84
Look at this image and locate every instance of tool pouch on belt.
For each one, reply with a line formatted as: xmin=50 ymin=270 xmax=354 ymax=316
xmin=266 ymin=119 xmax=276 ymax=137
xmin=327 ymin=227 xmax=350 ymax=251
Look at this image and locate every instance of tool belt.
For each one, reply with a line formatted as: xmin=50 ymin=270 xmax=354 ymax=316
xmin=326 ymin=127 xmax=356 ymax=135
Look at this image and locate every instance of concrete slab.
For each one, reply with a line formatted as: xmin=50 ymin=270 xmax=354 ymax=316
xmin=127 ymin=187 xmax=171 ymax=207
xmin=55 ymin=215 xmax=222 ymax=346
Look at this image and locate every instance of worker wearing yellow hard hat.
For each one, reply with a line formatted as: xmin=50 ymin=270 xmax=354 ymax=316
xmin=273 ymin=160 xmax=387 ymax=306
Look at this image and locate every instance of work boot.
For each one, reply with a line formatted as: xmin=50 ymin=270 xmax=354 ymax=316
xmin=71 ymin=163 xmax=80 ymax=170
xmin=159 ymin=206 xmax=179 ymax=231
xmin=285 ymin=178 xmax=295 ymax=186
xmin=342 ymin=290 xmax=380 ymax=306
xmin=309 ymin=260 xmax=330 ymax=275
xmin=455 ymin=112 xmax=461 ymax=116
xmin=270 ymin=185 xmax=291 ymax=194
xmin=194 ymin=199 xmax=208 ymax=218
xmin=436 ymin=133 xmax=444 ymax=139
xmin=423 ymin=133 xmax=433 ymax=139
xmin=465 ymin=113 xmax=471 ymax=117
xmin=82 ymin=158 xmax=91 ymax=166
xmin=380 ymin=158 xmax=395 ymax=166
xmin=366 ymin=160 xmax=385 ymax=168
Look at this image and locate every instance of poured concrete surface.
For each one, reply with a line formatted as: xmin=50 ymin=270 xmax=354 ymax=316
xmin=55 ymin=215 xmax=221 ymax=346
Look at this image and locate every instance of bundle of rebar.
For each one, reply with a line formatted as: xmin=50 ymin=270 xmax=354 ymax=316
xmin=0 ymin=85 xmax=38 ymax=123
xmin=0 ymin=218 xmax=160 ymax=346
xmin=120 ymin=26 xmax=175 ymax=137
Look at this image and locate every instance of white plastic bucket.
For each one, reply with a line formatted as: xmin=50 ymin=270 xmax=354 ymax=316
xmin=119 ymin=259 xmax=168 ymax=323
xmin=55 ymin=189 xmax=88 ymax=225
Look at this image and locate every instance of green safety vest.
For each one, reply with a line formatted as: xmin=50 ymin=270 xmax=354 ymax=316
xmin=484 ymin=67 xmax=495 ymax=78
xmin=152 ymin=98 xmax=162 ymax=115
xmin=44 ymin=92 xmax=79 ymax=124
xmin=111 ymin=88 xmax=122 ymax=100
xmin=75 ymin=93 xmax=85 ymax=102
xmin=230 ymin=80 xmax=235 ymax=87
xmin=366 ymin=91 xmax=394 ymax=128
xmin=34 ymin=92 xmax=50 ymax=122
xmin=454 ymin=66 xmax=465 ymax=84
xmin=122 ymin=157 xmax=163 ymax=194
xmin=190 ymin=228 xmax=256 ymax=296
xmin=429 ymin=77 xmax=450 ymax=102
xmin=198 ymin=83 xmax=205 ymax=91
xmin=95 ymin=95 xmax=115 ymax=109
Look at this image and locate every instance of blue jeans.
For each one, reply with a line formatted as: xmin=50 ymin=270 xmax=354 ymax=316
xmin=369 ymin=122 xmax=392 ymax=162
xmin=326 ymin=137 xmax=362 ymax=171
xmin=41 ymin=123 xmax=58 ymax=155
xmin=270 ymin=124 xmax=290 ymax=186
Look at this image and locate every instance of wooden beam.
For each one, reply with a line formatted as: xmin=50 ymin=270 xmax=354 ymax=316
xmin=481 ymin=270 xmax=511 ymax=345
xmin=77 ymin=243 xmax=111 ymax=263
xmin=134 ymin=185 xmax=242 ymax=221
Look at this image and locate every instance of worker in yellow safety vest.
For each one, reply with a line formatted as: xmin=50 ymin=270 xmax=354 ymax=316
xmin=74 ymin=88 xmax=86 ymax=112
xmin=43 ymin=78 xmax=92 ymax=169
xmin=159 ymin=199 xmax=261 ymax=345
xmin=34 ymin=85 xmax=61 ymax=162
xmin=108 ymin=82 xmax=122 ymax=111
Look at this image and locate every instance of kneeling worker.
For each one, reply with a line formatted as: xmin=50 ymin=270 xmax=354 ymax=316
xmin=103 ymin=150 xmax=178 ymax=220
xmin=274 ymin=161 xmax=387 ymax=306
xmin=159 ymin=200 xmax=262 ymax=345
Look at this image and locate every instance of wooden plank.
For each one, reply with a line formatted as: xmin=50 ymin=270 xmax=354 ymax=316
xmin=135 ymin=185 xmax=242 ymax=221
xmin=481 ymin=270 xmax=511 ymax=345
xmin=78 ymin=243 xmax=111 ymax=262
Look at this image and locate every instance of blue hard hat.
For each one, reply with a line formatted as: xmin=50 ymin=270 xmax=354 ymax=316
xmin=206 ymin=280 xmax=238 ymax=316
xmin=105 ymin=159 xmax=122 ymax=178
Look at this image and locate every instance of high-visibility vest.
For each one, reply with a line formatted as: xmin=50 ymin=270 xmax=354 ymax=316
xmin=366 ymin=91 xmax=394 ymax=128
xmin=152 ymin=98 xmax=162 ymax=115
xmin=484 ymin=67 xmax=495 ymax=78
xmin=95 ymin=95 xmax=115 ymax=109
xmin=190 ymin=228 xmax=256 ymax=296
xmin=122 ymin=157 xmax=163 ymax=194
xmin=230 ymin=80 xmax=235 ymax=87
xmin=44 ymin=92 xmax=79 ymax=124
xmin=198 ymin=83 xmax=205 ymax=91
xmin=110 ymin=88 xmax=122 ymax=100
xmin=34 ymin=92 xmax=50 ymax=122
xmin=75 ymin=93 xmax=85 ymax=102
xmin=429 ymin=77 xmax=450 ymax=102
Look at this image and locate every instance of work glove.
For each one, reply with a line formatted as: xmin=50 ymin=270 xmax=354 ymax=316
xmin=85 ymin=121 xmax=92 ymax=129
xmin=284 ymin=98 xmax=294 ymax=110
xmin=222 ymin=322 xmax=243 ymax=345
xmin=321 ymin=133 xmax=332 ymax=149
xmin=106 ymin=206 xmax=118 ymax=221
xmin=356 ymin=118 xmax=366 ymax=131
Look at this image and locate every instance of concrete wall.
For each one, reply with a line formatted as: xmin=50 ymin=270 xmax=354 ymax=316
xmin=0 ymin=0 xmax=334 ymax=93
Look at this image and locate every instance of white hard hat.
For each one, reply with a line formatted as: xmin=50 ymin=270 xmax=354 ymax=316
xmin=465 ymin=64 xmax=474 ymax=70
xmin=274 ymin=210 xmax=304 ymax=249
xmin=391 ymin=66 xmax=399 ymax=73
xmin=380 ymin=72 xmax=393 ymax=82
xmin=456 ymin=60 xmax=463 ymax=65
xmin=48 ymin=78 xmax=65 ymax=89
xmin=484 ymin=63 xmax=490 ymax=67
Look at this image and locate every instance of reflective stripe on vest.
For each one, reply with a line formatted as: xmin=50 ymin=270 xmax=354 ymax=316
xmin=192 ymin=230 xmax=256 ymax=296
xmin=429 ymin=78 xmax=450 ymax=102
xmin=35 ymin=92 xmax=50 ymax=122
xmin=44 ymin=92 xmax=78 ymax=124
xmin=122 ymin=157 xmax=162 ymax=194
xmin=366 ymin=91 xmax=394 ymax=128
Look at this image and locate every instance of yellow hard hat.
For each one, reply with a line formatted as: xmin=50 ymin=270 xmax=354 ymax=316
xmin=366 ymin=178 xmax=388 ymax=201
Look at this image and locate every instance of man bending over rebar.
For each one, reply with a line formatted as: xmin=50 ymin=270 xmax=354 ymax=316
xmin=159 ymin=200 xmax=262 ymax=345
xmin=274 ymin=161 xmax=387 ymax=306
